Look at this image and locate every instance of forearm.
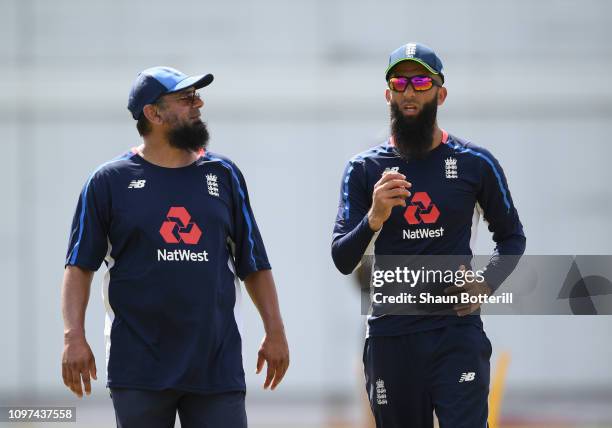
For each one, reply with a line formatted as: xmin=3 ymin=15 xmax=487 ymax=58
xmin=61 ymin=265 xmax=94 ymax=341
xmin=484 ymin=234 xmax=526 ymax=292
xmin=244 ymin=270 xmax=285 ymax=334
xmin=331 ymin=215 xmax=376 ymax=275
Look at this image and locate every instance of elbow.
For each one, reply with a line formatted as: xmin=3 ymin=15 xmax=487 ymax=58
xmin=510 ymin=234 xmax=526 ymax=255
xmin=496 ymin=232 xmax=526 ymax=256
xmin=331 ymin=243 xmax=356 ymax=275
xmin=335 ymin=261 xmax=355 ymax=276
xmin=518 ymin=234 xmax=526 ymax=255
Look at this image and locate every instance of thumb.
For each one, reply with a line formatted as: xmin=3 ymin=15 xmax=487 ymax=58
xmin=458 ymin=264 xmax=466 ymax=271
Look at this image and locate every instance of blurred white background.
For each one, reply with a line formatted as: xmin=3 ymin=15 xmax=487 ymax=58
xmin=1 ymin=0 xmax=611 ymax=426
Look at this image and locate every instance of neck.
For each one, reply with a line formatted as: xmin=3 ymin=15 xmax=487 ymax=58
xmin=430 ymin=123 xmax=443 ymax=151
xmin=139 ymin=134 xmax=198 ymax=168
xmin=390 ymin=123 xmax=444 ymax=150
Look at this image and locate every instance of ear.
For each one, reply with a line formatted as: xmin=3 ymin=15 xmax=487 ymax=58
xmin=385 ymin=88 xmax=392 ymax=104
xmin=437 ymin=86 xmax=447 ymax=106
xmin=142 ymin=104 xmax=163 ymax=125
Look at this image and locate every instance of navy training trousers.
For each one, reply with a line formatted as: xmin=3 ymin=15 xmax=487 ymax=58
xmin=364 ymin=324 xmax=492 ymax=428
xmin=110 ymin=388 xmax=247 ymax=428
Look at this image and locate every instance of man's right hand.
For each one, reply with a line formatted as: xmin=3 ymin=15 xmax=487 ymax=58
xmin=367 ymin=172 xmax=411 ymax=231
xmin=62 ymin=334 xmax=97 ymax=398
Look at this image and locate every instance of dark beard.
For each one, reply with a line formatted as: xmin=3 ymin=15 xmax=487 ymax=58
xmin=390 ymin=96 xmax=438 ymax=160
xmin=167 ymin=120 xmax=210 ymax=152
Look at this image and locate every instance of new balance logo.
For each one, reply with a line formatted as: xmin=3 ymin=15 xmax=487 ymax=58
xmin=459 ymin=372 xmax=476 ymax=383
xmin=383 ymin=166 xmax=400 ymax=174
xmin=128 ymin=179 xmax=146 ymax=189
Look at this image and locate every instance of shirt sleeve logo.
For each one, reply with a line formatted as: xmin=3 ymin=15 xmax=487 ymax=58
xmin=159 ymin=207 xmax=202 ymax=244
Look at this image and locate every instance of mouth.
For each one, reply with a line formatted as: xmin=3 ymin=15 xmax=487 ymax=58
xmin=402 ymin=104 xmax=419 ymax=115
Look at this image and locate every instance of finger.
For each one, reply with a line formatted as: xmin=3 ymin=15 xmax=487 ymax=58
xmin=377 ymin=179 xmax=411 ymax=192
xmin=376 ymin=193 xmax=411 ymax=208
xmin=390 ymin=198 xmax=407 ymax=208
xmin=376 ymin=194 xmax=410 ymax=208
xmin=373 ymin=198 xmax=408 ymax=211
xmin=461 ymin=282 xmax=475 ymax=292
xmin=444 ymin=285 xmax=464 ymax=295
xmin=90 ymin=359 xmax=97 ymax=381
xmin=65 ymin=366 xmax=76 ymax=391
xmin=454 ymin=306 xmax=469 ymax=316
xmin=62 ymin=364 xmax=70 ymax=388
xmin=264 ymin=360 xmax=276 ymax=389
xmin=71 ymin=369 xmax=83 ymax=397
xmin=455 ymin=304 xmax=477 ymax=317
xmin=379 ymin=187 xmax=411 ymax=199
xmin=375 ymin=180 xmax=409 ymax=195
xmin=379 ymin=178 xmax=411 ymax=190
xmin=377 ymin=172 xmax=406 ymax=185
xmin=457 ymin=308 xmax=473 ymax=317
xmin=458 ymin=264 xmax=466 ymax=271
xmin=82 ymin=371 xmax=92 ymax=396
xmin=256 ymin=352 xmax=265 ymax=374
xmin=271 ymin=360 xmax=289 ymax=390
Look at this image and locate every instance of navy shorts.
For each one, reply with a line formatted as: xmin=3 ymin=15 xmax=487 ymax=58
xmin=110 ymin=388 xmax=247 ymax=428
xmin=363 ymin=324 xmax=492 ymax=428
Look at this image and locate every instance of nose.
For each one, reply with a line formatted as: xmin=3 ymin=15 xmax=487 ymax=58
xmin=193 ymin=95 xmax=204 ymax=109
xmin=401 ymin=84 xmax=417 ymax=98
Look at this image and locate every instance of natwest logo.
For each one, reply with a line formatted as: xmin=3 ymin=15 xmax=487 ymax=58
xmin=404 ymin=192 xmax=440 ymax=225
xmin=159 ymin=207 xmax=202 ymax=244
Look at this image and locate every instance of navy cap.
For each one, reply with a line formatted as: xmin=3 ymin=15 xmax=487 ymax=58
xmin=127 ymin=66 xmax=214 ymax=119
xmin=385 ymin=43 xmax=444 ymax=83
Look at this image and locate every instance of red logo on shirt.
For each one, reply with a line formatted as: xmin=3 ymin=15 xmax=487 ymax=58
xmin=159 ymin=207 xmax=202 ymax=244
xmin=404 ymin=192 xmax=440 ymax=225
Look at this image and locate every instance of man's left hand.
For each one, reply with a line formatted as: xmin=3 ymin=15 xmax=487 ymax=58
xmin=444 ymin=265 xmax=492 ymax=317
xmin=256 ymin=331 xmax=289 ymax=390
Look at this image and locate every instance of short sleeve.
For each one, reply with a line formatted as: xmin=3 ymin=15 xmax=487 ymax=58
xmin=226 ymin=162 xmax=271 ymax=280
xmin=65 ymin=171 xmax=111 ymax=271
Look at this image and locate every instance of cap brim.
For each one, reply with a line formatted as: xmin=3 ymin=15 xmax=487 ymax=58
xmin=169 ymin=73 xmax=214 ymax=93
xmin=385 ymin=59 xmax=440 ymax=80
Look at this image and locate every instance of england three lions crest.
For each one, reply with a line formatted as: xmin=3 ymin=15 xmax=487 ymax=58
xmin=445 ymin=157 xmax=458 ymax=179
xmin=206 ymin=174 xmax=219 ymax=197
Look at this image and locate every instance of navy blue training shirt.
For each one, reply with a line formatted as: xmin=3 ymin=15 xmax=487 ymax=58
xmin=332 ymin=132 xmax=526 ymax=336
xmin=66 ymin=148 xmax=270 ymax=393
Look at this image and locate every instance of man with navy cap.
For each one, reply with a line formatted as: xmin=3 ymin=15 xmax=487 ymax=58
xmin=332 ymin=44 xmax=525 ymax=426
xmin=61 ymin=66 xmax=289 ymax=428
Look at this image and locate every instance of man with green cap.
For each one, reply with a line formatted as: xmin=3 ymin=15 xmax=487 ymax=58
xmin=332 ymin=43 xmax=526 ymax=427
